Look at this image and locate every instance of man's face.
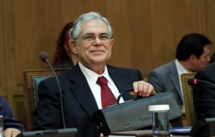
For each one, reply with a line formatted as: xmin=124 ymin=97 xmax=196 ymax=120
xmin=192 ymin=45 xmax=211 ymax=72
xmin=73 ymin=19 xmax=114 ymax=69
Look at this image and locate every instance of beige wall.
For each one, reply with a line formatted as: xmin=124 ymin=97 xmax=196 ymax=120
xmin=1 ymin=0 xmax=215 ymax=130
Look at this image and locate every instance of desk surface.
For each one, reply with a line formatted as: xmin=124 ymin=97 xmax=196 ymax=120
xmin=108 ymin=129 xmax=191 ymax=137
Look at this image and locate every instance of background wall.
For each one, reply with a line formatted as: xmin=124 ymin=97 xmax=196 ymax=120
xmin=0 ymin=0 xmax=215 ymax=130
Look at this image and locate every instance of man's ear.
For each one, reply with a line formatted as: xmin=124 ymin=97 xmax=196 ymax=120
xmin=69 ymin=40 xmax=78 ymax=55
xmin=64 ymin=42 xmax=70 ymax=52
xmin=110 ymin=39 xmax=114 ymax=47
xmin=190 ymin=54 xmax=197 ymax=62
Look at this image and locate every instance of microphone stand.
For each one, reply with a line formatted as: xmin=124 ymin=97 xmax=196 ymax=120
xmin=44 ymin=59 xmax=66 ymax=129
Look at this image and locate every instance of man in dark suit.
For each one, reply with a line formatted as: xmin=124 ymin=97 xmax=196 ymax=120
xmin=148 ymin=33 xmax=212 ymax=106
xmin=32 ymin=12 xmax=155 ymax=137
xmin=193 ymin=62 xmax=215 ymax=120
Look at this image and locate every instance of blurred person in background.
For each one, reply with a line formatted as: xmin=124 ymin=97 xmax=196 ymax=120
xmin=51 ymin=22 xmax=78 ymax=68
xmin=193 ymin=61 xmax=215 ymax=120
xmin=0 ymin=96 xmax=25 ymax=137
xmin=148 ymin=33 xmax=212 ymax=106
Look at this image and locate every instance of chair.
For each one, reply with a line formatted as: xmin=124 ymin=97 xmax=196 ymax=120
xmin=23 ymin=68 xmax=69 ymax=131
xmin=181 ymin=72 xmax=197 ymax=126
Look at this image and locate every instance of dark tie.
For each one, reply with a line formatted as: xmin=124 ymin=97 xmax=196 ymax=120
xmin=97 ymin=76 xmax=116 ymax=108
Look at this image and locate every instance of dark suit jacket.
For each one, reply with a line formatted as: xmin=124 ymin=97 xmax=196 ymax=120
xmin=32 ymin=64 xmax=143 ymax=137
xmin=193 ymin=62 xmax=215 ymax=120
xmin=147 ymin=60 xmax=183 ymax=105
xmin=0 ymin=96 xmax=25 ymax=132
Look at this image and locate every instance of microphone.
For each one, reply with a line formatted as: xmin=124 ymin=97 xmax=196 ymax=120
xmin=39 ymin=51 xmax=66 ymax=129
xmin=188 ymin=78 xmax=215 ymax=87
xmin=39 ymin=51 xmax=49 ymax=63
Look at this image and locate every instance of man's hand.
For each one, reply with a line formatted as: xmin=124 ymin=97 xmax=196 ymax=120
xmin=4 ymin=128 xmax=21 ymax=137
xmin=131 ymin=80 xmax=155 ymax=97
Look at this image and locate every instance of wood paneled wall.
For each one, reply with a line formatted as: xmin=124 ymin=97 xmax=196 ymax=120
xmin=1 ymin=0 xmax=215 ymax=130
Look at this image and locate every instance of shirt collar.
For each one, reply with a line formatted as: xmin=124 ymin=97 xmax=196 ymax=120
xmin=175 ymin=59 xmax=189 ymax=74
xmin=78 ymin=62 xmax=113 ymax=85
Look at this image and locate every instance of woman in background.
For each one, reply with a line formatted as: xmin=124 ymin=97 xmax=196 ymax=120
xmin=51 ymin=22 xmax=78 ymax=68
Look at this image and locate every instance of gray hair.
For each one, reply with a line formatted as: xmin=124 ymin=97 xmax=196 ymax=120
xmin=71 ymin=12 xmax=113 ymax=40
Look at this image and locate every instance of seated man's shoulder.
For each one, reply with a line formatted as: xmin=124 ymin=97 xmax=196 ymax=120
xmin=39 ymin=70 xmax=72 ymax=86
xmin=151 ymin=60 xmax=175 ymax=73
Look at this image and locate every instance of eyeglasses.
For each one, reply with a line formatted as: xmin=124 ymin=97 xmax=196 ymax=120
xmin=76 ymin=34 xmax=111 ymax=44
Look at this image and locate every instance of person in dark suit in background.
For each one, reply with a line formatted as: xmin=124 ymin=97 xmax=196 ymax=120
xmin=193 ymin=62 xmax=215 ymax=121
xmin=0 ymin=96 xmax=25 ymax=137
xmin=51 ymin=22 xmax=78 ymax=68
xmin=148 ymin=33 xmax=212 ymax=107
xmin=32 ymin=12 xmax=155 ymax=137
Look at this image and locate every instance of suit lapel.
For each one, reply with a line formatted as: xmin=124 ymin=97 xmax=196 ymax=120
xmin=67 ymin=65 xmax=134 ymax=121
xmin=107 ymin=66 xmax=134 ymax=101
xmin=69 ymin=65 xmax=98 ymax=122
xmin=169 ymin=61 xmax=183 ymax=102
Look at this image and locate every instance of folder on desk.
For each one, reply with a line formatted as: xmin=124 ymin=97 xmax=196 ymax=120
xmin=16 ymin=128 xmax=78 ymax=137
xmin=109 ymin=130 xmax=152 ymax=137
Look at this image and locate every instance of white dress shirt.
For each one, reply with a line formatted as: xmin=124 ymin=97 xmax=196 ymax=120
xmin=175 ymin=59 xmax=189 ymax=97
xmin=78 ymin=62 xmax=123 ymax=109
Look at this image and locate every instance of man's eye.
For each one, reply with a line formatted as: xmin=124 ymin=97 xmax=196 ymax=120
xmin=84 ymin=36 xmax=94 ymax=40
xmin=100 ymin=36 xmax=108 ymax=40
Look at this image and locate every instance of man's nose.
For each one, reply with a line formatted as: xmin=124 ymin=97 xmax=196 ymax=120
xmin=93 ymin=37 xmax=102 ymax=45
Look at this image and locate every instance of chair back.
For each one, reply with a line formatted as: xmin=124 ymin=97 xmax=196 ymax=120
xmin=23 ymin=69 xmax=69 ymax=130
xmin=181 ymin=72 xmax=197 ymax=126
